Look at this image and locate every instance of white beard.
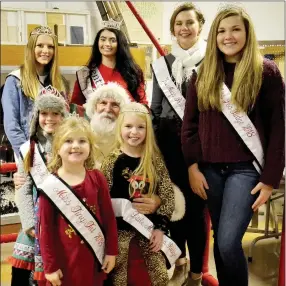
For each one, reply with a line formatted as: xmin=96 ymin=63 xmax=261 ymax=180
xmin=90 ymin=112 xmax=117 ymax=157
xmin=90 ymin=112 xmax=116 ymax=138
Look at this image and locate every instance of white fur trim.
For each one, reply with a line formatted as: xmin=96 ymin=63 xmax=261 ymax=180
xmin=85 ymin=82 xmax=131 ymax=119
xmin=170 ymin=184 xmax=186 ymax=222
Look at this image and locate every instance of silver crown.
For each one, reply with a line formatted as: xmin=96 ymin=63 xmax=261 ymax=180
xmin=40 ymin=85 xmax=61 ymax=97
xmin=30 ymin=26 xmax=57 ymax=37
xmin=120 ymin=103 xmax=150 ymax=115
xmin=217 ymin=2 xmax=245 ymax=13
xmin=68 ymin=111 xmax=80 ymax=118
xmin=102 ymin=19 xmax=122 ymax=31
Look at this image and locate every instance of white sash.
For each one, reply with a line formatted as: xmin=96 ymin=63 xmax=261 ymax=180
xmin=8 ymin=69 xmax=47 ymax=99
xmin=112 ymin=198 xmax=181 ymax=266
xmin=77 ymin=67 xmax=105 ymax=100
xmin=220 ymin=84 xmax=264 ymax=173
xmin=7 ymin=69 xmax=43 ymax=163
xmin=152 ymin=57 xmax=186 ymax=120
xmin=8 ymin=69 xmax=21 ymax=79
xmin=20 ymin=142 xmax=106 ymax=264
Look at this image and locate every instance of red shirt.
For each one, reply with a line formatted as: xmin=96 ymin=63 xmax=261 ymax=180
xmin=39 ymin=169 xmax=118 ymax=286
xmin=71 ymin=64 xmax=148 ymax=105
xmin=181 ymin=59 xmax=285 ymax=188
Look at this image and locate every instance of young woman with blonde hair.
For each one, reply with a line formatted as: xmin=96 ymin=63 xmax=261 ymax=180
xmin=182 ymin=5 xmax=285 ymax=286
xmin=101 ymin=102 xmax=178 ymax=286
xmin=2 ymin=25 xmax=68 ymax=158
xmin=151 ymin=3 xmax=207 ymax=285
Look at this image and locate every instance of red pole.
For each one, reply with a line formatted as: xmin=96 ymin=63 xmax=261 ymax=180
xmin=202 ymin=210 xmax=219 ymax=286
xmin=278 ymin=210 xmax=285 ymax=286
xmin=125 ymin=1 xmax=166 ymax=56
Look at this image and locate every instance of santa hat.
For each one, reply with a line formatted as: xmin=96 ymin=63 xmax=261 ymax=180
xmin=29 ymin=86 xmax=69 ymax=138
xmin=85 ymin=82 xmax=131 ymax=119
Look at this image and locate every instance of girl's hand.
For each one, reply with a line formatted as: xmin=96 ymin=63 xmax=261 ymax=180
xmin=27 ymin=228 xmax=35 ymax=238
xmin=102 ymin=255 xmax=116 ymax=273
xmin=149 ymin=229 xmax=163 ymax=252
xmin=188 ymin=164 xmax=209 ymax=200
xmin=45 ymin=269 xmax=63 ymax=286
xmin=13 ymin=172 xmax=26 ymax=190
xmin=251 ymin=182 xmax=273 ymax=212
xmin=132 ymin=194 xmax=161 ymax=215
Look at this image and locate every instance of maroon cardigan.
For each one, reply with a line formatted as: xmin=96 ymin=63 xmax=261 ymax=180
xmin=181 ymin=59 xmax=285 ymax=188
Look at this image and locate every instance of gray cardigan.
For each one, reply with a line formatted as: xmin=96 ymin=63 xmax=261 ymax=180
xmin=15 ymin=132 xmax=52 ymax=232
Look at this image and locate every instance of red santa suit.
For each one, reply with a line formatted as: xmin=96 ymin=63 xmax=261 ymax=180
xmin=39 ymin=169 xmax=118 ymax=286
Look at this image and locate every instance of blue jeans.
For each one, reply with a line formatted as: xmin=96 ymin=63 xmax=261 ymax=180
xmin=202 ymin=162 xmax=259 ymax=286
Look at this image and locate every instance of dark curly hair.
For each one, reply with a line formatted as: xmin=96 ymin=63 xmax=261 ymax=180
xmin=87 ymin=28 xmax=144 ymax=102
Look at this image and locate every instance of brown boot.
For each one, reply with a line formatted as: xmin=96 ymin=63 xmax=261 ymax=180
xmin=186 ymin=275 xmax=202 ymax=286
xmin=167 ymin=259 xmax=190 ymax=286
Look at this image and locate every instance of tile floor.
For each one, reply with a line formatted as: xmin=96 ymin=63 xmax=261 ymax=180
xmin=1 ymin=231 xmax=282 ymax=286
xmin=1 ymin=199 xmax=283 ymax=286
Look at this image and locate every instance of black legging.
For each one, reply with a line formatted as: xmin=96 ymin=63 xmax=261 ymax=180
xmin=169 ymin=186 xmax=206 ymax=273
xmin=11 ymin=267 xmax=32 ymax=286
xmin=157 ymin=119 xmax=207 ymax=274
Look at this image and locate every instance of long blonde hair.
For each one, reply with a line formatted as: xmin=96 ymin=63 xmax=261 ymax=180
xmin=114 ymin=103 xmax=162 ymax=196
xmin=48 ymin=117 xmax=98 ymax=173
xmin=20 ymin=26 xmax=65 ymax=100
xmin=197 ymin=6 xmax=263 ymax=112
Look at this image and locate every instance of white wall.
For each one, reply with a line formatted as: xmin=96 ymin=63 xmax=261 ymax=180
xmin=1 ymin=1 xmax=47 ymax=10
xmin=161 ymin=2 xmax=285 ymax=44
xmin=2 ymin=1 xmax=284 ymax=43
xmin=1 ymin=1 xmax=102 ymax=41
xmin=2 ymin=1 xmax=284 ymax=104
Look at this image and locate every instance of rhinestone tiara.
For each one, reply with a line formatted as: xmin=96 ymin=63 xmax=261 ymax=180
xmin=68 ymin=111 xmax=80 ymax=118
xmin=30 ymin=26 xmax=57 ymax=37
xmin=102 ymin=19 xmax=122 ymax=31
xmin=217 ymin=2 xmax=246 ymax=13
xmin=40 ymin=85 xmax=61 ymax=97
xmin=120 ymin=103 xmax=150 ymax=114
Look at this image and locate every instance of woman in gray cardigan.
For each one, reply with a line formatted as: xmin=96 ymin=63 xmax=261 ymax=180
xmin=151 ymin=3 xmax=207 ymax=286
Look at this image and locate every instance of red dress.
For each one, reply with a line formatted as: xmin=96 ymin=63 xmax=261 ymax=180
xmin=71 ymin=63 xmax=148 ymax=105
xmin=39 ymin=170 xmax=118 ymax=286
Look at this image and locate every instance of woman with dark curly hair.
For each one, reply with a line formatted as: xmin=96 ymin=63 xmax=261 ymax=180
xmin=71 ymin=24 xmax=148 ymax=105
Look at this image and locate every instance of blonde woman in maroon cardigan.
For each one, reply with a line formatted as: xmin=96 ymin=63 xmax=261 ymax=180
xmin=182 ymin=5 xmax=284 ymax=286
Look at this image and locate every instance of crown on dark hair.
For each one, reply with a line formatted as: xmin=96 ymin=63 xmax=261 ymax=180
xmin=102 ymin=19 xmax=122 ymax=30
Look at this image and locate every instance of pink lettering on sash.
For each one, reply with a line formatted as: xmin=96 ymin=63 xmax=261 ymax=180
xmin=242 ymin=124 xmax=257 ymax=137
xmin=131 ymin=212 xmax=154 ymax=233
xmin=94 ymin=233 xmax=104 ymax=246
xmin=56 ymin=189 xmax=71 ymax=205
xmin=85 ymin=221 xmax=96 ymax=233
xmin=70 ymin=206 xmax=97 ymax=233
xmin=167 ymin=242 xmax=176 ymax=257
